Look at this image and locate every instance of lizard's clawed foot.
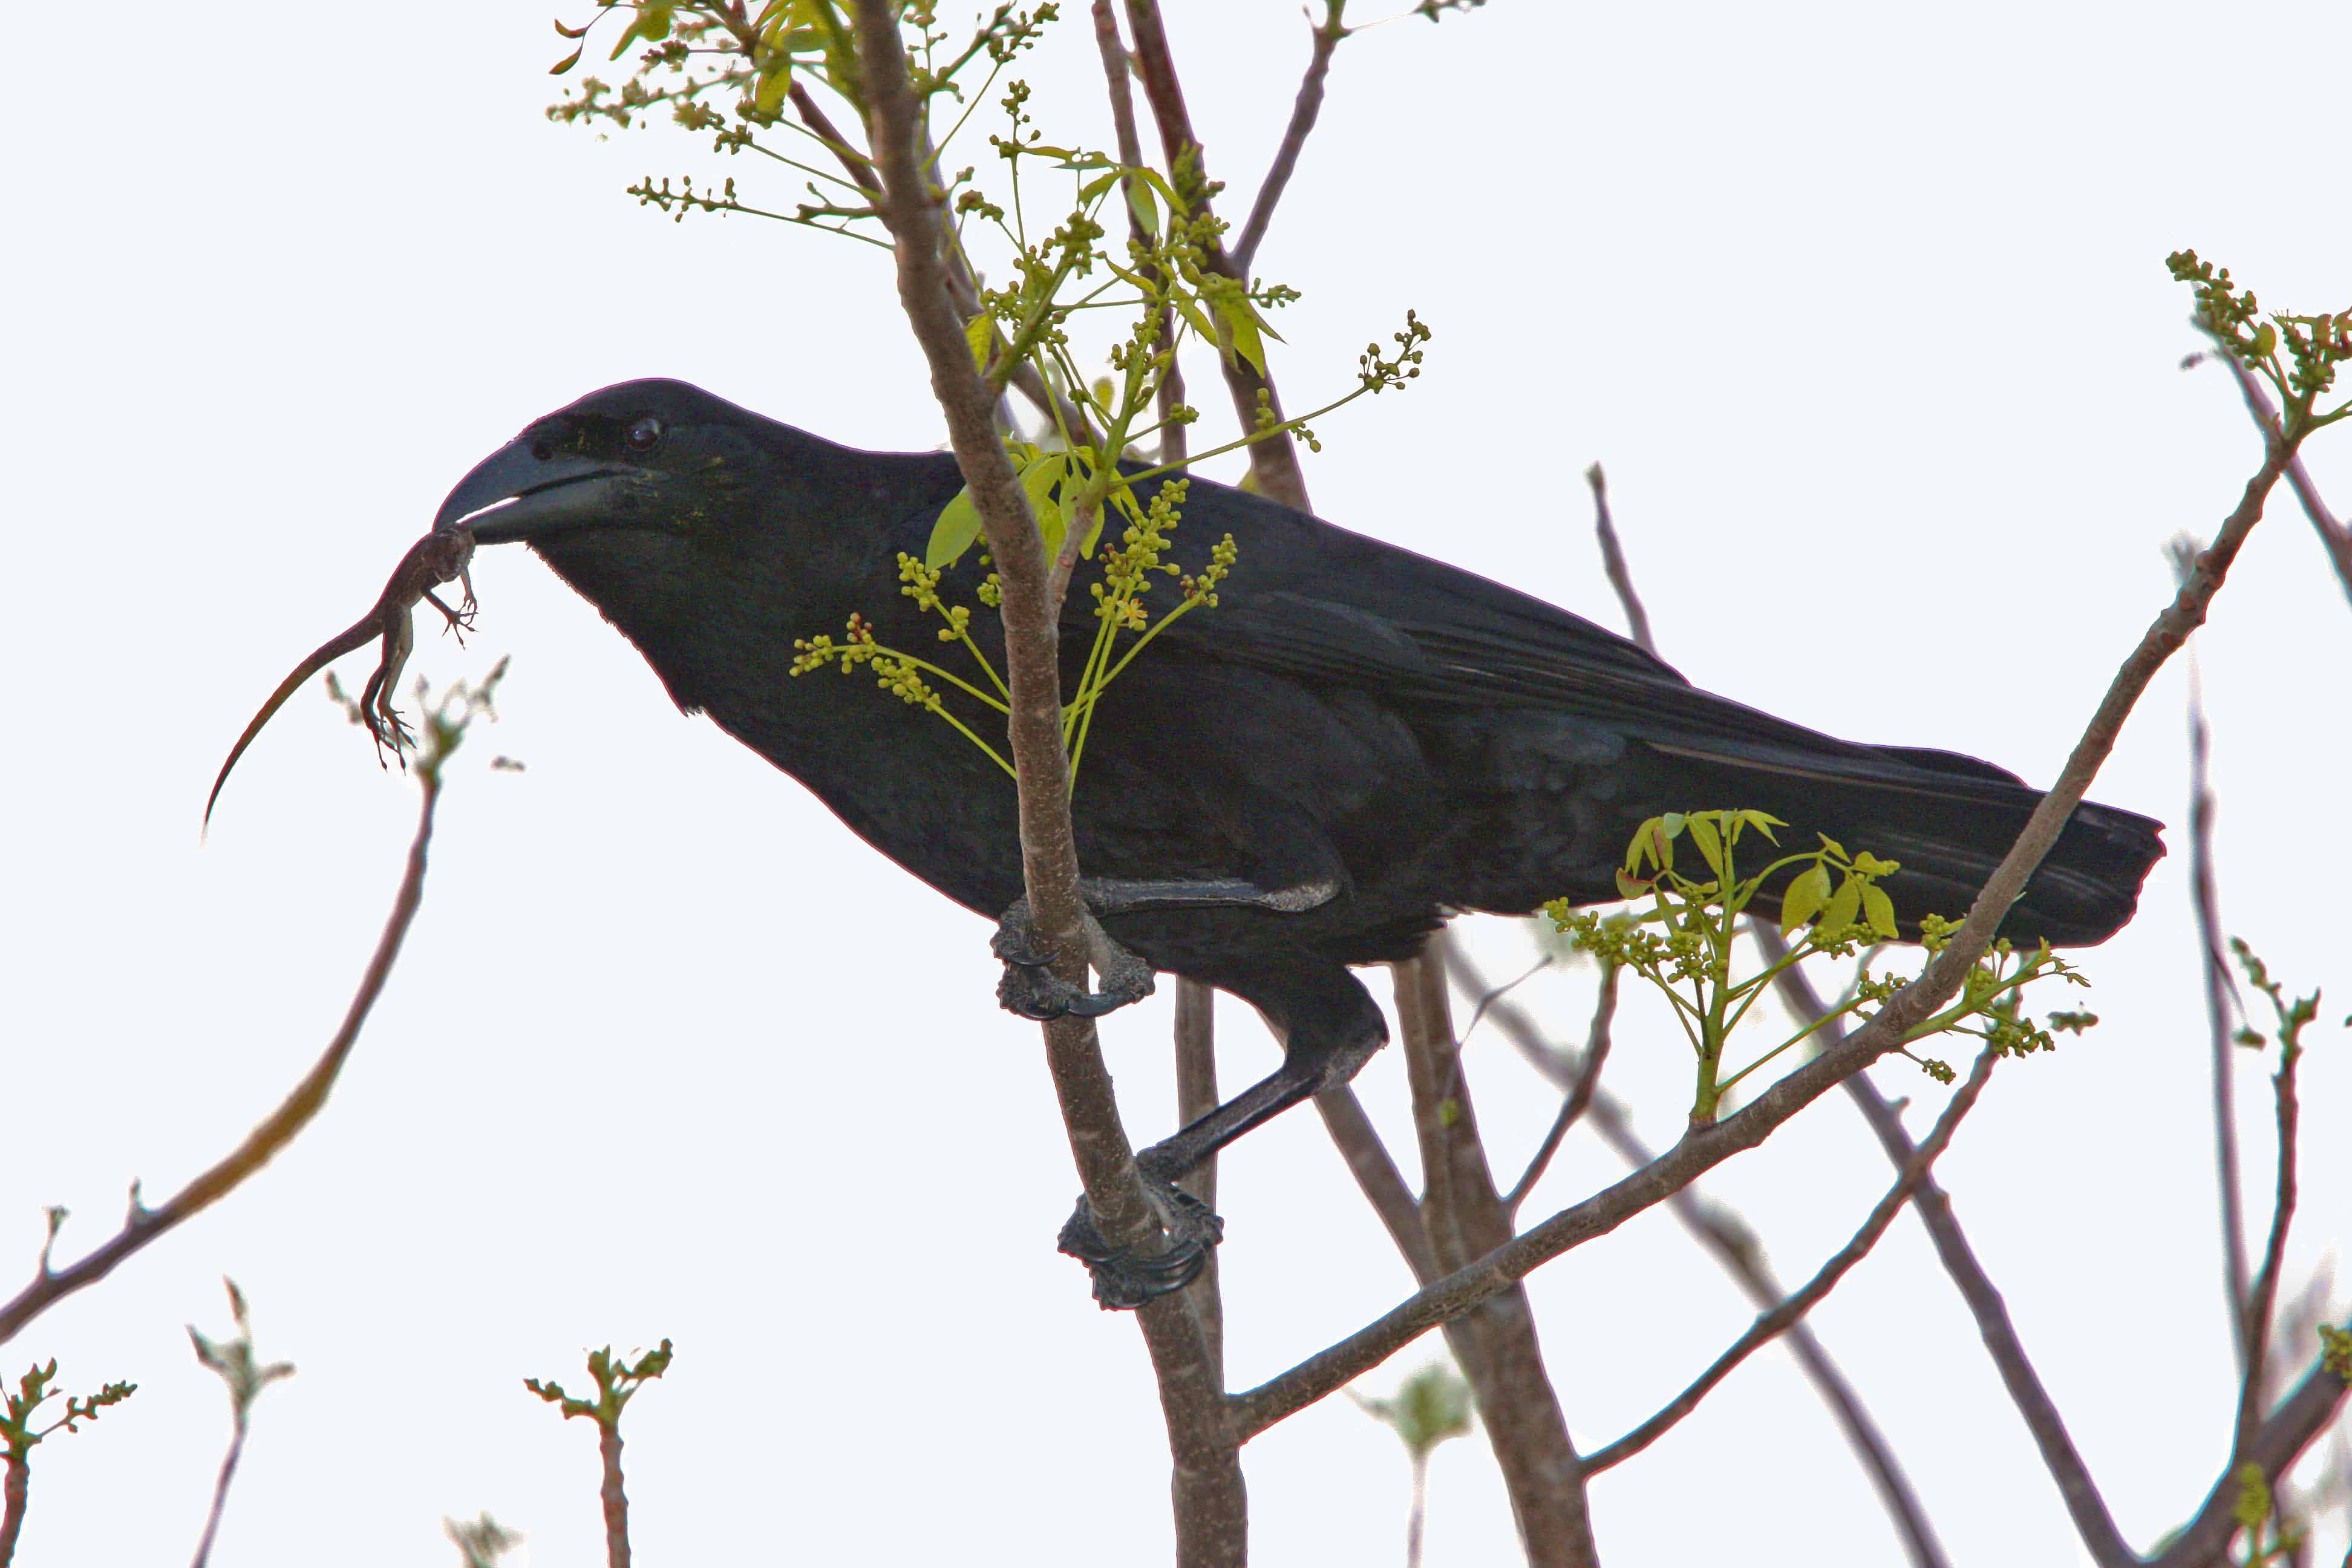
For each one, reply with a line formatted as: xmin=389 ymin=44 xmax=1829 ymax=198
xmin=992 ymin=899 xmax=1155 ymax=1021
xmin=1057 ymin=1158 xmax=1225 ymax=1310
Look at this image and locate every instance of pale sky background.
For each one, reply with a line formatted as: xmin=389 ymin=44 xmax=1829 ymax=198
xmin=5 ymin=2 xmax=2350 ymax=1564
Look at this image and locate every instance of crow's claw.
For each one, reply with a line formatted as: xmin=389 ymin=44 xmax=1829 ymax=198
xmin=1057 ymin=1170 xmax=1225 ymax=1310
xmin=991 ymin=898 xmax=1155 ymax=1022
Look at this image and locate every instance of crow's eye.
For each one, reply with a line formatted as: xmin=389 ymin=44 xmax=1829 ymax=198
xmin=625 ymin=416 xmax=664 ymax=453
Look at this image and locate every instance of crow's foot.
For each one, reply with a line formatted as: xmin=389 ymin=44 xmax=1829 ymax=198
xmin=1057 ymin=1165 xmax=1225 ymax=1310
xmin=991 ymin=899 xmax=1155 ymax=1021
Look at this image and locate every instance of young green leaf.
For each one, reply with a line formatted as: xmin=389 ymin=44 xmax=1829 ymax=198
xmin=1860 ymin=883 xmax=1900 ymax=941
xmin=1685 ymin=813 xmax=1725 ymax=876
xmin=1780 ymin=862 xmax=1831 ymax=933
xmin=964 ymin=311 xmax=995 ymax=372
xmin=927 ymin=487 xmax=983 ymax=570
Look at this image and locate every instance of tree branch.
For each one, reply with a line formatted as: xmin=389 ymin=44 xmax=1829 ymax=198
xmin=1314 ymin=1087 xmax=1440 ymax=1282
xmin=1503 ymin=962 xmax=1618 ymax=1220
xmin=1122 ymin=0 xmax=1308 ymax=509
xmin=2184 ymin=656 xmax=2251 ymax=1364
xmin=0 ymin=755 xmax=448 ymax=1347
xmin=1233 ymin=439 xmax=2292 ymax=1439
xmin=2236 ymin=1035 xmax=2302 ymax=1462
xmin=2215 ymin=351 xmax=2352 ymax=609
xmin=1584 ymin=1046 xmax=1998 ymax=1473
xmin=1449 ymin=936 xmax=1954 ymax=1568
xmin=1584 ymin=464 xmax=1656 ymax=656
xmin=2149 ymin=1353 xmax=2351 ymax=1568
xmin=851 ymin=11 xmax=1242 ymax=1560
xmin=1231 ymin=1 xmax=1348 ymax=276
xmin=1390 ymin=950 xmax=1595 ymax=1567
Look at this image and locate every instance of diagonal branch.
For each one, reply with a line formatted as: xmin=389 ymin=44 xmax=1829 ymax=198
xmin=2215 ymin=351 xmax=2352 ymax=609
xmin=1231 ymin=437 xmax=2293 ymax=1440
xmin=2149 ymin=1351 xmax=2350 ymax=1568
xmin=1 ymin=755 xmax=447 ymax=1347
xmin=1584 ymin=463 xmax=1656 ymax=656
xmin=1502 ymin=962 xmax=1618 ymax=1220
xmin=1584 ymin=1045 xmax=1999 ymax=1473
xmin=851 ymin=11 xmax=1241 ymax=1561
xmin=1231 ymin=2 xmax=1349 ymax=276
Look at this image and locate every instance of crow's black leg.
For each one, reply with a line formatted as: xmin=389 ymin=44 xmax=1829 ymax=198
xmin=1057 ymin=965 xmax=1388 ymax=1310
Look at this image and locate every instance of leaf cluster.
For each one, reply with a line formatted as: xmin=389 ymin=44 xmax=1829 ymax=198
xmin=187 ymin=1277 xmax=295 ymax=1424
xmin=2169 ymin=250 xmax=2352 ymax=442
xmin=1547 ymin=811 xmax=2092 ymax=1121
xmin=1 ymin=1359 xmax=136 ymax=1462
xmin=1351 ymin=1361 xmax=1475 ymax=1462
xmin=526 ymin=1339 xmax=676 ymax=1433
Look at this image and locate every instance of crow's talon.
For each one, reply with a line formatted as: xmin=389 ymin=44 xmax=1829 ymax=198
xmin=991 ymin=898 xmax=1155 ymax=1021
xmin=1057 ymin=1172 xmax=1225 ymax=1310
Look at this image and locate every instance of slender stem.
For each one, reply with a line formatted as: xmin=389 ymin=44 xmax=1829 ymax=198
xmin=2187 ymin=661 xmax=2251 ymax=1364
xmin=0 ymin=1452 xmax=25 ymax=1568
xmin=1584 ymin=463 xmax=1656 ymax=655
xmin=1232 ymin=2 xmax=1348 ymax=275
xmin=598 ymin=1423 xmax=630 ymax=1568
xmin=2236 ymin=1036 xmax=2303 ymax=1460
xmin=1 ymin=757 xmax=449 ymax=1347
xmin=187 ymin=1416 xmax=248 ymax=1568
xmin=1503 ymin=964 xmax=1618 ymax=1219
xmin=1584 ymin=1047 xmax=1999 ymax=1472
xmin=1174 ymin=978 xmax=1223 ymax=1384
xmin=2149 ymin=1352 xmax=2351 ymax=1568
xmin=2216 ymin=350 xmax=2352 ymax=609
xmin=1405 ymin=1452 xmax=1428 ymax=1568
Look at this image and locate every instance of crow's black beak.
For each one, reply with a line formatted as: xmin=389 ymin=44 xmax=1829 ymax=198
xmin=433 ymin=438 xmax=658 ymax=542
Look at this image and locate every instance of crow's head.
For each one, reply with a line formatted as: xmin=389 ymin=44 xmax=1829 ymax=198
xmin=432 ymin=377 xmax=775 ymax=544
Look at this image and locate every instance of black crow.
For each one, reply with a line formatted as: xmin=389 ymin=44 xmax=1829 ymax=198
xmin=433 ymin=378 xmax=2163 ymax=1304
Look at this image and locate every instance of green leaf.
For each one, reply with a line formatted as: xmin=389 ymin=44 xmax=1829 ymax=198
xmin=1212 ymin=294 xmax=1267 ymax=374
xmin=1780 ymin=863 xmax=1831 ymax=933
xmin=1860 ymin=884 xmax=1898 ymax=941
xmin=1077 ymin=169 xmax=1120 ymax=206
xmin=753 ymin=60 xmax=792 ymax=119
xmin=1125 ymin=178 xmax=1159 ymax=238
xmin=964 ymin=312 xmax=995 ymax=372
xmin=554 ymin=16 xmax=590 ymax=40
xmin=1685 ymin=814 xmax=1723 ymax=876
xmin=1021 ymin=454 xmax=1070 ymax=557
xmin=927 ymin=487 xmax=982 ymax=569
xmin=2252 ymin=322 xmax=2277 ymax=359
xmin=551 ymin=44 xmax=585 ymax=74
xmin=1821 ymin=876 xmax=1863 ymax=935
xmin=1171 ymin=292 xmax=1218 ymax=349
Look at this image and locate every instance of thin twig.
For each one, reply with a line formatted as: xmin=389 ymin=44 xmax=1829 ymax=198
xmin=1584 ymin=464 xmax=1655 ymax=655
xmin=2215 ymin=350 xmax=2352 ymax=609
xmin=2184 ymin=655 xmax=2251 ymax=1363
xmin=1232 ymin=2 xmax=1349 ymax=276
xmin=188 ymin=1420 xmax=248 ymax=1568
xmin=1122 ymin=0 xmax=1308 ymax=509
xmin=1503 ymin=963 xmax=1618 ymax=1220
xmin=0 ymin=757 xmax=449 ymax=1347
xmin=1313 ymin=1088 xmax=1440 ymax=1282
xmin=2236 ymin=1036 xmax=2304 ymax=1462
xmin=1450 ymin=938 xmax=1952 ymax=1568
xmin=1174 ymin=976 xmax=1223 ymax=1382
xmin=1231 ymin=437 xmax=2293 ymax=1440
xmin=1584 ymin=1046 xmax=1999 ymax=1473
xmin=852 ymin=13 xmax=1242 ymax=1562
xmin=598 ymin=1425 xmax=630 ymax=1568
xmin=1759 ymin=935 xmax=2135 ymax=1567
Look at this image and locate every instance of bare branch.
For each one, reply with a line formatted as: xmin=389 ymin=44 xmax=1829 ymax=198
xmin=1584 ymin=1047 xmax=1999 ymax=1473
xmin=1 ymin=756 xmax=448 ymax=1347
xmin=2184 ymin=654 xmax=2251 ymax=1362
xmin=1503 ymin=963 xmax=1618 ymax=1220
xmin=1584 ymin=464 xmax=1656 ymax=655
xmin=1314 ymin=1087 xmax=1440 ymax=1282
xmin=1760 ymin=939 xmax=2135 ymax=1568
xmin=2237 ymin=1035 xmax=2304 ymax=1462
xmin=851 ymin=12 xmax=1241 ymax=1559
xmin=1122 ymin=0 xmax=1308 ymax=509
xmin=1233 ymin=439 xmax=2293 ymax=1439
xmin=1085 ymin=0 xmax=1189 ymax=469
xmin=1232 ymin=2 xmax=1349 ymax=276
xmin=2214 ymin=350 xmax=2352 ymax=608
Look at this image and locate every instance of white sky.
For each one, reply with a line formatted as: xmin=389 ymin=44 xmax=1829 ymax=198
xmin=6 ymin=2 xmax=2350 ymax=1564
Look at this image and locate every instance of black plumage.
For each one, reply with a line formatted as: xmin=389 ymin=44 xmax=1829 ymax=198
xmin=433 ymin=377 xmax=2163 ymax=1293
